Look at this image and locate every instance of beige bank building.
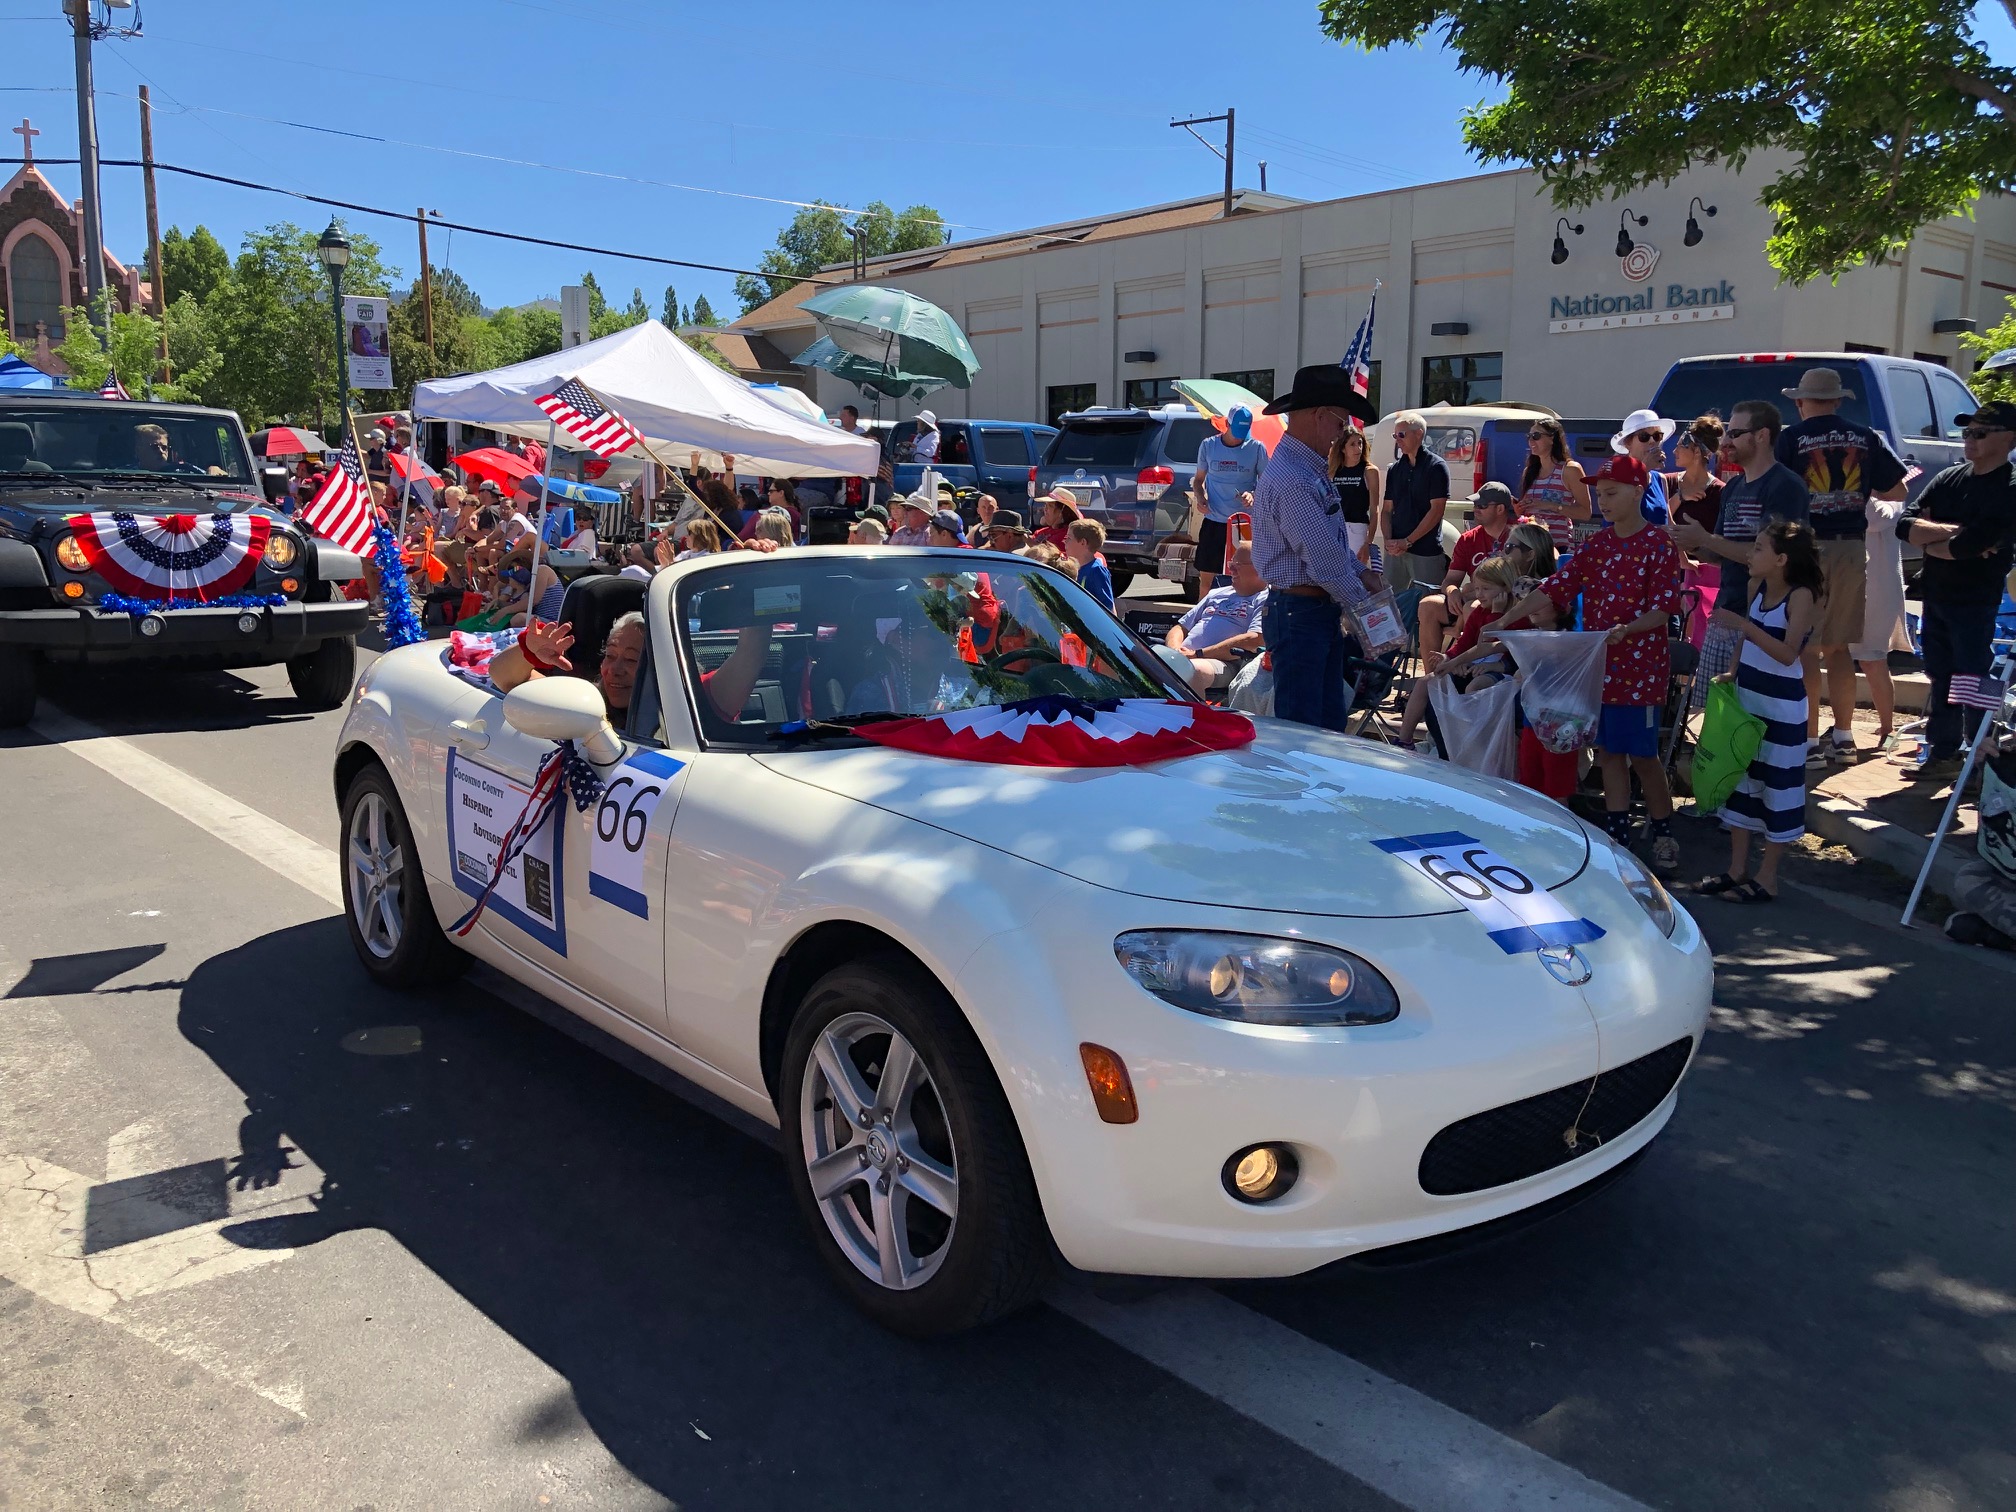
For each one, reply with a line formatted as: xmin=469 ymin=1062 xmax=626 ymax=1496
xmin=721 ymin=157 xmax=2016 ymax=426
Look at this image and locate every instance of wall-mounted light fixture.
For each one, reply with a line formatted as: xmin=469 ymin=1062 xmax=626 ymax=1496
xmin=1551 ymin=217 xmax=1584 ymax=265
xmin=1933 ymin=318 xmax=1977 ymax=335
xmin=1430 ymin=321 xmax=1470 ymax=337
xmin=1683 ymin=197 xmax=1717 ymax=247
xmin=1123 ymin=349 xmax=1158 ymax=363
xmin=1616 ymin=207 xmax=1649 ymax=259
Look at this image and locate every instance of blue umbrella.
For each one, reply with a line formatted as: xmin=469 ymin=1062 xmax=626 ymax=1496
xmin=0 ymin=354 xmax=57 ymax=389
xmin=519 ymin=473 xmax=621 ymax=504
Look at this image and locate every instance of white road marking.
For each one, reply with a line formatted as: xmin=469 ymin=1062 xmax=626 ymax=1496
xmin=30 ymin=708 xmax=343 ymax=908
xmin=1054 ymin=1285 xmax=1651 ymax=1512
xmin=37 ymin=704 xmax=1655 ymax=1508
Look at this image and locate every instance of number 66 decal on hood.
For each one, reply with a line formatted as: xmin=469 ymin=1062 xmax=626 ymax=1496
xmin=1372 ymin=831 xmax=1605 ymax=955
xmin=587 ymin=749 xmax=688 ymax=918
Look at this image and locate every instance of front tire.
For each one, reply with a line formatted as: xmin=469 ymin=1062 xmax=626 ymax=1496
xmin=288 ymin=636 xmax=357 ymax=709
xmin=781 ymin=955 xmax=1048 ymax=1336
xmin=0 ymin=646 xmax=36 ymax=728
xmin=339 ymin=764 xmax=467 ymax=989
xmin=1107 ymin=566 xmax=1136 ymax=600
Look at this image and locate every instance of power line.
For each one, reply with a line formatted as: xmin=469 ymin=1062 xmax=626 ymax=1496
xmin=1 ymin=155 xmax=848 ymax=285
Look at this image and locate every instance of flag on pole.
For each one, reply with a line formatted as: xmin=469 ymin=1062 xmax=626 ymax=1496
xmin=534 ymin=377 xmax=645 ymax=459
xmin=99 ymin=368 xmax=130 ymax=400
xmin=1339 ymin=282 xmax=1379 ymax=399
xmin=1949 ymin=670 xmax=2010 ymax=710
xmin=299 ymin=435 xmax=378 ymax=556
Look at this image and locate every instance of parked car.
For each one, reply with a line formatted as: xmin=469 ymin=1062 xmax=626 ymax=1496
xmin=884 ymin=417 xmax=1058 ymax=514
xmin=1378 ymin=403 xmax=1620 ymax=527
xmin=1033 ymin=405 xmax=1218 ymax=595
xmin=0 ymin=391 xmax=370 ymax=727
xmin=334 ymin=545 xmax=1712 ymax=1335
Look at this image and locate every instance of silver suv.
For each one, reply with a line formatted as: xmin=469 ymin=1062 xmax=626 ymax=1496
xmin=1032 ymin=405 xmax=1216 ymax=595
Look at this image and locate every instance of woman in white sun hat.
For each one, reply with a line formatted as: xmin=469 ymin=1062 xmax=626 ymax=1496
xmin=1612 ymin=407 xmax=1678 ymax=527
xmin=910 ymin=410 xmax=941 ymax=465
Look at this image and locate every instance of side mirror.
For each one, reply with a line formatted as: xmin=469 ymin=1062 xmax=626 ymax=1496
xmin=260 ymin=464 xmax=289 ymax=502
xmin=503 ymin=677 xmax=623 ymax=762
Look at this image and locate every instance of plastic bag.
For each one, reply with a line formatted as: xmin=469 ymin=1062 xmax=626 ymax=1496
xmin=1690 ymin=677 xmax=1765 ymax=813
xmin=1494 ymin=630 xmax=1609 ymax=753
xmin=1227 ymin=654 xmax=1274 ymax=717
xmin=1347 ymin=588 xmax=1408 ymax=658
xmin=1428 ymin=673 xmax=1520 ymax=780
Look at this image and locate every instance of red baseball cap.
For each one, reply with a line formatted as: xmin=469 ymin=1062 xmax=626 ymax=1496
xmin=1591 ymin=454 xmax=1649 ymax=488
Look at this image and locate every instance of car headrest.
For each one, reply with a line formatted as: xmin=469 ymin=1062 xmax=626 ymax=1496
xmin=558 ymin=572 xmax=646 ymax=675
xmin=0 ymin=421 xmax=35 ymax=465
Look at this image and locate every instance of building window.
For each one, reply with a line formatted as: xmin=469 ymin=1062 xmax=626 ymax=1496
xmin=1046 ymin=383 xmax=1095 ymax=428
xmin=1421 ymin=353 xmax=1501 ymax=406
xmin=1911 ymin=352 xmax=1950 ymax=368
xmin=1844 ymin=341 xmax=1888 ymax=354
xmin=6 ymin=234 xmax=65 ymax=341
xmin=1123 ymin=376 xmax=1181 ymax=408
xmin=1211 ymin=369 xmax=1276 ymax=401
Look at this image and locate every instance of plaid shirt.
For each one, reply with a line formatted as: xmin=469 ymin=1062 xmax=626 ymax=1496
xmin=1249 ymin=435 xmax=1371 ymax=609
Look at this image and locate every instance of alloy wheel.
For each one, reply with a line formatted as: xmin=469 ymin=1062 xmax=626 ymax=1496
xmin=799 ymin=1011 xmax=960 ymax=1290
xmin=347 ymin=791 xmax=405 ymax=960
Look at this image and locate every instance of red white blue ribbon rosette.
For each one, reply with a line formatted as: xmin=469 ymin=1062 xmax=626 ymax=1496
xmin=66 ymin=511 xmax=271 ymax=600
xmin=856 ymin=695 xmax=1254 ymax=767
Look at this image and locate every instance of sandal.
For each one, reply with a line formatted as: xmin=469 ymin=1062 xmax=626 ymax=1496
xmin=1728 ymin=878 xmax=1776 ymax=904
xmin=1694 ymin=873 xmax=1745 ymax=895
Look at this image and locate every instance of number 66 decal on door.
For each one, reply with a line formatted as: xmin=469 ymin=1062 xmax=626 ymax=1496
xmin=1371 ymin=831 xmax=1605 ymax=955
xmin=587 ymin=749 xmax=688 ymax=918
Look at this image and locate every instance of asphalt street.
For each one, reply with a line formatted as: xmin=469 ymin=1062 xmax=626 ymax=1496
xmin=2 ymin=648 xmax=2012 ymax=1512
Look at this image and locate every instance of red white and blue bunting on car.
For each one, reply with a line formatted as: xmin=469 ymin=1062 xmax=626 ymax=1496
xmin=854 ymin=695 xmax=1255 ymax=767
xmin=65 ymin=511 xmax=271 ymax=600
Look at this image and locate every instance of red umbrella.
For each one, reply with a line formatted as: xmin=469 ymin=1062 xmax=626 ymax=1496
xmin=251 ymin=425 xmax=328 ymax=458
xmin=454 ymin=447 xmax=537 ymax=491
xmin=388 ymin=450 xmax=444 ymax=487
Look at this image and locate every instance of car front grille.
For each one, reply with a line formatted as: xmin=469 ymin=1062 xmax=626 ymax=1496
xmin=1417 ymin=1037 xmax=1694 ymax=1197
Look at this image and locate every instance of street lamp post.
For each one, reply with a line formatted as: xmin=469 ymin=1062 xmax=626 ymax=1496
xmin=316 ymin=219 xmax=352 ymax=433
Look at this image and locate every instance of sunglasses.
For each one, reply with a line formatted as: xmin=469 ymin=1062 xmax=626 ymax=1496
xmin=1630 ymin=429 xmax=1663 ymax=444
xmin=1962 ymin=425 xmax=2012 ymax=440
xmin=1724 ymin=426 xmax=1758 ymax=439
xmin=1527 ymin=429 xmax=1552 ymax=439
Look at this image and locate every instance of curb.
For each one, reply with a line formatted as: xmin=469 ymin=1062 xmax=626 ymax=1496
xmin=1805 ymin=785 xmax=1968 ymax=904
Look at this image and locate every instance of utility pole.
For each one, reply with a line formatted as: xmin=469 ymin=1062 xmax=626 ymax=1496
xmin=1169 ymin=109 xmax=1235 ymax=221
xmin=139 ymin=84 xmax=169 ymax=380
xmin=416 ymin=208 xmax=436 ymax=357
xmin=65 ymin=0 xmax=109 ymax=341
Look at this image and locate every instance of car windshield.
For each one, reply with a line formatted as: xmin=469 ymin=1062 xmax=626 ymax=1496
xmin=675 ymin=553 xmax=1184 ymax=744
xmin=0 ymin=405 xmax=253 ymax=482
xmin=1650 ymin=360 xmax=1873 ymax=431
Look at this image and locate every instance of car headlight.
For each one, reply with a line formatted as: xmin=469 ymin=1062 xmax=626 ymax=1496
xmin=54 ymin=533 xmax=90 ymax=572
xmin=1114 ymin=930 xmax=1400 ymax=1026
xmin=261 ymin=532 xmax=300 ymax=570
xmin=1607 ymin=840 xmax=1677 ymax=937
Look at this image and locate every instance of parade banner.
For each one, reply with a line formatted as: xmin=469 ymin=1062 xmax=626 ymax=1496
xmin=447 ymin=750 xmax=567 ymax=954
xmin=344 ymin=295 xmax=393 ymax=391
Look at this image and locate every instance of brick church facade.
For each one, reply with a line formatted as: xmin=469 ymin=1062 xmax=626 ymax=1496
xmin=3 ymin=119 xmax=145 ymax=375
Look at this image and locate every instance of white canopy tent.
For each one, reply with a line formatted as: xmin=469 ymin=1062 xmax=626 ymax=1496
xmin=413 ymin=320 xmax=877 ymax=480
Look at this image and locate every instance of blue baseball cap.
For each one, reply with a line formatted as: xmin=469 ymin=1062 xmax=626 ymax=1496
xmin=1226 ymin=405 xmax=1253 ymax=442
xmin=929 ymin=508 xmax=968 ymax=542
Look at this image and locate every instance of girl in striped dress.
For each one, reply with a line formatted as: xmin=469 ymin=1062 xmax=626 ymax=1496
xmin=1698 ymin=520 xmax=1822 ymax=903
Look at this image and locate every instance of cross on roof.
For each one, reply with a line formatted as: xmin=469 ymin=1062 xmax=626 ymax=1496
xmin=12 ymin=118 xmax=38 ymax=166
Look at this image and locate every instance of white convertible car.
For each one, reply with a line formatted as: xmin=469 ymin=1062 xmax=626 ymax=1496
xmin=334 ymin=547 xmax=1713 ymax=1335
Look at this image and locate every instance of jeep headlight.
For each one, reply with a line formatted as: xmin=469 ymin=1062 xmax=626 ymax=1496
xmin=261 ymin=532 xmax=300 ymax=570
xmin=54 ymin=533 xmax=90 ymax=572
xmin=1114 ymin=930 xmax=1400 ymax=1026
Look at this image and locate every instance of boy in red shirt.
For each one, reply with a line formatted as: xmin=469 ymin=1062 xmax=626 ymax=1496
xmin=1491 ymin=455 xmax=1685 ymax=870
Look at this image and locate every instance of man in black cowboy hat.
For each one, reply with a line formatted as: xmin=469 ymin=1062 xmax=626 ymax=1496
xmin=1251 ymin=365 xmax=1382 ymax=731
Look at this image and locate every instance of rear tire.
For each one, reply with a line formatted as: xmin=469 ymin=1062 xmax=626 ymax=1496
xmin=1107 ymin=567 xmax=1136 ymax=599
xmin=288 ymin=635 xmax=357 ymax=709
xmin=780 ymin=954 xmax=1048 ymax=1336
xmin=339 ymin=764 xmax=467 ymax=989
xmin=0 ymin=646 xmax=37 ymax=728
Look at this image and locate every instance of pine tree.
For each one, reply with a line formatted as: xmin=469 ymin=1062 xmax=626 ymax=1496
xmin=691 ymin=294 xmax=718 ymax=326
xmin=661 ymin=285 xmax=680 ymax=328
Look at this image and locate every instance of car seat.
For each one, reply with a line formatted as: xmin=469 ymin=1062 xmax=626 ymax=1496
xmin=558 ymin=572 xmax=646 ymax=678
xmin=0 ymin=422 xmax=50 ymax=473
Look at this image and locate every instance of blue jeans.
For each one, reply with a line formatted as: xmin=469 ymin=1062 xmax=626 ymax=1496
xmin=1920 ymin=598 xmax=1998 ymax=758
xmin=1263 ymin=591 xmax=1354 ymax=732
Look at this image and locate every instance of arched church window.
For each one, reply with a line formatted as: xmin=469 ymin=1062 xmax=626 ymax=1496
xmin=7 ymin=235 xmax=65 ymax=341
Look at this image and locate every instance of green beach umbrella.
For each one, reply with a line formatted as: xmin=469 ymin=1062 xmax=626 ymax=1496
xmin=800 ymin=285 xmax=980 ymax=389
xmin=793 ymin=336 xmax=949 ymax=401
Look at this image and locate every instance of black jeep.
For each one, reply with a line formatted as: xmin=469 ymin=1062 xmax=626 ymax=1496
xmin=0 ymin=392 xmax=370 ymax=727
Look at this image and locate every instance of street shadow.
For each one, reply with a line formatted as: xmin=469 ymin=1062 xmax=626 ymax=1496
xmin=176 ymin=920 xmax=1353 ymax=1511
xmin=6 ymin=943 xmax=165 ymax=997
xmin=30 ymin=663 xmax=321 ymax=737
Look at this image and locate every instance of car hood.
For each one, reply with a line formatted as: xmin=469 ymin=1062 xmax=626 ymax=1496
xmin=0 ymin=483 xmax=269 ymax=517
xmin=753 ymin=720 xmax=1591 ymax=917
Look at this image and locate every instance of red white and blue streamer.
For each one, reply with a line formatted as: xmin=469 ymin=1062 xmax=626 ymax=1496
xmin=856 ymin=695 xmax=1254 ymax=767
xmin=66 ymin=511 xmax=271 ymax=600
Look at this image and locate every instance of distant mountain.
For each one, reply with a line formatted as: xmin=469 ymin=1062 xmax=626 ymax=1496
xmin=509 ymin=297 xmax=561 ymax=313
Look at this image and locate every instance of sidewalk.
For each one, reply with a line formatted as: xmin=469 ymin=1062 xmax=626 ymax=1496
xmin=1801 ymin=726 xmax=1977 ymax=906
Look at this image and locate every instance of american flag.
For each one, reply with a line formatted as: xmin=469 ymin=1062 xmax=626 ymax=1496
xmin=1339 ymin=281 xmax=1379 ymax=398
xmin=534 ymin=377 xmax=644 ymax=459
xmin=99 ymin=368 xmax=130 ymax=400
xmin=1949 ymin=670 xmax=2010 ymax=710
xmin=299 ymin=435 xmax=378 ymax=556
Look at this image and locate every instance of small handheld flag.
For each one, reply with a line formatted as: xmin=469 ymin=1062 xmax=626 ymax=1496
xmin=534 ymin=377 xmax=645 ymax=459
xmin=99 ymin=368 xmax=131 ymax=400
xmin=1950 ymin=670 xmax=2009 ymax=710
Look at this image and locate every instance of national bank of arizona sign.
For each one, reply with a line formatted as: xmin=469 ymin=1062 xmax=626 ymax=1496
xmin=1550 ymin=280 xmax=1736 ymax=334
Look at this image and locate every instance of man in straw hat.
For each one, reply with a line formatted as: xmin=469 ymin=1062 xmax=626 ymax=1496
xmin=1774 ymin=366 xmax=1909 ymax=766
xmin=1251 ymin=365 xmax=1382 ymax=731
xmin=889 ymin=493 xmax=934 ymax=546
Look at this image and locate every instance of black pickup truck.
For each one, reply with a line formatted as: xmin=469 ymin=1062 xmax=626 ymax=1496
xmin=0 ymin=392 xmax=369 ymax=727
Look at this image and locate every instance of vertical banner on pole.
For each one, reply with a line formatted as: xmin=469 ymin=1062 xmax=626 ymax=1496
xmin=342 ymin=295 xmax=392 ymax=391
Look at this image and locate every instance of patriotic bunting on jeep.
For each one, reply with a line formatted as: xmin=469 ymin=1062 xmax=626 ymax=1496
xmin=64 ymin=510 xmax=272 ymax=600
xmin=854 ymin=695 xmax=1255 ymax=767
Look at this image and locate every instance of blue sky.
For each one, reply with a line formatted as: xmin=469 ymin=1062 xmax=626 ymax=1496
xmin=6 ymin=0 xmax=2015 ymax=319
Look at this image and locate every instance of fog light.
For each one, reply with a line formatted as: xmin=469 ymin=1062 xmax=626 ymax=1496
xmin=1078 ymin=1042 xmax=1138 ymax=1125
xmin=236 ymin=611 xmax=259 ymax=633
xmin=1223 ymin=1142 xmax=1299 ymax=1203
xmin=60 ymin=581 xmax=84 ymax=599
xmin=138 ymin=614 xmax=165 ymax=637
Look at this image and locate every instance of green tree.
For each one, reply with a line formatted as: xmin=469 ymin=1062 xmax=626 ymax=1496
xmin=661 ymin=285 xmax=680 ymax=328
xmin=734 ymin=199 xmax=949 ymax=310
xmin=579 ymin=271 xmax=607 ymax=320
xmin=159 ymin=224 xmax=230 ymax=305
xmin=690 ymin=293 xmax=719 ymax=326
xmin=1962 ymin=297 xmax=2016 ymax=403
xmin=467 ymin=304 xmax=563 ymax=371
xmin=624 ymin=287 xmax=650 ymax=324
xmin=427 ymin=265 xmax=485 ymax=319
xmin=1315 ymin=0 xmax=2016 ymax=283
xmin=51 ymin=293 xmax=217 ymax=402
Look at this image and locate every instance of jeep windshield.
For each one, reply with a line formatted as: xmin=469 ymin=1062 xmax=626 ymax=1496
xmin=0 ymin=406 xmax=253 ymax=484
